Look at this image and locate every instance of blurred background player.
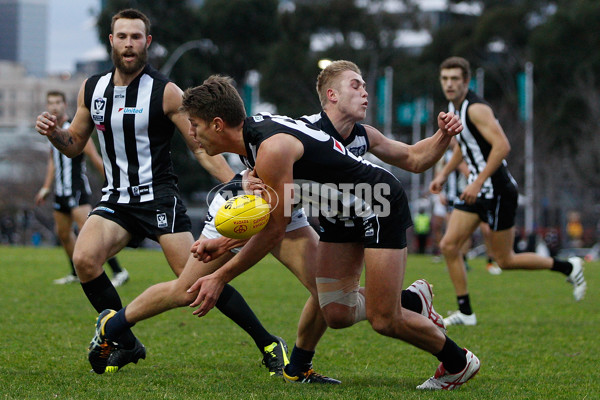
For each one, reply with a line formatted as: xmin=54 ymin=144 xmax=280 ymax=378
xmin=34 ymin=91 xmax=129 ymax=286
xmin=430 ymin=56 xmax=586 ymax=327
xmin=437 ymin=145 xmax=501 ymax=275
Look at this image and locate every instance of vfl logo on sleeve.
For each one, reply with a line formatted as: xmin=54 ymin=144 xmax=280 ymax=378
xmin=92 ymin=97 xmax=107 ymax=123
xmin=156 ymin=213 xmax=168 ymax=228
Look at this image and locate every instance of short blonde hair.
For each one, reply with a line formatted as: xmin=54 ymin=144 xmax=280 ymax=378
xmin=316 ymin=60 xmax=362 ymax=108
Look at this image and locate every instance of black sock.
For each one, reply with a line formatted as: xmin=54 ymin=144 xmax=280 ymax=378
xmin=69 ymin=259 xmax=77 ymax=276
xmin=487 ymin=256 xmax=493 ymax=264
xmin=107 ymin=257 xmax=123 ymax=273
xmin=215 ymin=284 xmax=275 ymax=351
xmin=401 ymin=289 xmax=422 ymax=314
xmin=434 ymin=336 xmax=467 ymax=374
xmin=81 ymin=271 xmax=123 ymax=312
xmin=286 ymin=345 xmax=315 ymax=374
xmin=551 ymin=258 xmax=572 ymax=276
xmin=104 ymin=307 xmax=134 ymax=343
xmin=80 ymin=272 xmax=136 ymax=347
xmin=457 ymin=294 xmax=472 ymax=315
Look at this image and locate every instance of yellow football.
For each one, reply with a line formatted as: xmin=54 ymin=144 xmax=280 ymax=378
xmin=215 ymin=194 xmax=271 ymax=239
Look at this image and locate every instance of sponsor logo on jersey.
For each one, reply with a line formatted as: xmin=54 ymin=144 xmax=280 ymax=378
xmin=156 ymin=212 xmax=168 ymax=228
xmin=332 ymin=139 xmax=346 ymax=155
xmin=252 ymin=115 xmax=264 ymax=122
xmin=119 ymin=107 xmax=144 ymax=114
xmin=92 ymin=97 xmax=107 ymax=123
xmin=130 ymin=185 xmax=151 ymax=197
xmin=348 ymin=145 xmax=366 ymax=157
xmin=115 ymin=93 xmax=125 ymax=99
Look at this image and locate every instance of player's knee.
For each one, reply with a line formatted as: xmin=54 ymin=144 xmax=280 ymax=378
xmin=321 ymin=303 xmax=355 ymax=329
xmin=317 ymin=276 xmax=364 ymax=329
xmin=367 ymin=312 xmax=397 ymax=336
xmin=72 ymin=250 xmax=103 ymax=280
xmin=493 ymin=254 xmax=511 ymax=269
xmin=168 ymin=280 xmax=196 ymax=307
xmin=440 ymin=237 xmax=459 ymax=255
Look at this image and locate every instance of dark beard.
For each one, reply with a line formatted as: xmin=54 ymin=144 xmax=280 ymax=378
xmin=111 ymin=47 xmax=148 ymax=75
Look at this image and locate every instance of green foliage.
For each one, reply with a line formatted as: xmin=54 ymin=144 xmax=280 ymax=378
xmin=1 ymin=246 xmax=599 ymax=399
xmin=530 ymin=1 xmax=600 ymax=135
xmin=200 ymin=0 xmax=280 ymax=83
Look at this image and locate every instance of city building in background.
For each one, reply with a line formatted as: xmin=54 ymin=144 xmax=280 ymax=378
xmin=0 ymin=0 xmax=48 ymax=77
xmin=0 ymin=61 xmax=84 ymax=186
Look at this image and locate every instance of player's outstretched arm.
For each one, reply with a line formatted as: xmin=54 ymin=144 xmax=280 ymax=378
xmin=164 ymin=82 xmax=235 ymax=183
xmin=35 ymin=80 xmax=95 ymax=157
xmin=193 ymin=148 xmax=236 ymax=183
xmin=367 ymin=111 xmax=462 ymax=173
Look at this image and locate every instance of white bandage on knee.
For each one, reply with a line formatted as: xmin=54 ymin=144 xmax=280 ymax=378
xmin=353 ymin=290 xmax=366 ymax=322
xmin=316 ymin=275 xmax=366 ymax=324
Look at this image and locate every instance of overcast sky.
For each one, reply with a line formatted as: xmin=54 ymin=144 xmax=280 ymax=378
xmin=47 ymin=0 xmax=105 ymax=74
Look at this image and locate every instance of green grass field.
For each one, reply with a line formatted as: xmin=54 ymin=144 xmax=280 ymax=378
xmin=0 ymin=245 xmax=598 ymax=399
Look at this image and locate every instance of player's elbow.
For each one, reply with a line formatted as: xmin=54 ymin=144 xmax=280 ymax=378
xmin=409 ymin=160 xmax=429 ymax=174
xmin=63 ymin=146 xmax=85 ymax=159
xmin=497 ymin=137 xmax=511 ymax=158
xmin=504 ymin=141 xmax=511 ymax=156
xmin=399 ymin=159 xmax=428 ymax=174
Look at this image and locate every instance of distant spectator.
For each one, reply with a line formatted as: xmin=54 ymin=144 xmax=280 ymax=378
xmin=414 ymin=206 xmax=431 ymax=254
xmin=566 ymin=211 xmax=583 ymax=248
xmin=1 ymin=215 xmax=16 ymax=244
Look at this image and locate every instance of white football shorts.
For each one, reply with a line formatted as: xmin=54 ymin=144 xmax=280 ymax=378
xmin=201 ymin=192 xmax=309 ymax=253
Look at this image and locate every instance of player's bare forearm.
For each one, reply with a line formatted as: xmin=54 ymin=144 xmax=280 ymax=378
xmin=411 ymin=112 xmax=461 ymax=171
xmin=191 ymin=236 xmax=249 ymax=262
xmin=409 ymin=131 xmax=454 ymax=172
xmin=194 ymin=150 xmax=235 ymax=183
xmin=47 ymin=128 xmax=75 ymax=152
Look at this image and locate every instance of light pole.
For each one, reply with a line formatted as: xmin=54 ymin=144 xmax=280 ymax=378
xmin=159 ymin=39 xmax=217 ymax=78
xmin=523 ymin=62 xmax=534 ymax=234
